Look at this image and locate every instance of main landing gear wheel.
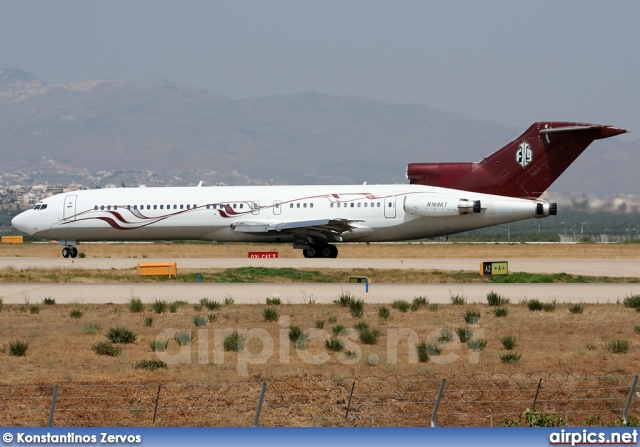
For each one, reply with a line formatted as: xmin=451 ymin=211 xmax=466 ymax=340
xmin=302 ymin=244 xmax=338 ymax=259
xmin=62 ymin=246 xmax=78 ymax=258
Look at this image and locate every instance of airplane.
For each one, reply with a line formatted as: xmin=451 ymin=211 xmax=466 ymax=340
xmin=11 ymin=121 xmax=626 ymax=259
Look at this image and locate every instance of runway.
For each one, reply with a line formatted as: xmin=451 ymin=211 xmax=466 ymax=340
xmin=0 ymin=257 xmax=638 ymax=304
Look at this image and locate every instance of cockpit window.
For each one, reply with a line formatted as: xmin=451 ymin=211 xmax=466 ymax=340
xmin=34 ymin=205 xmax=41 ymax=210
xmin=40 ymin=204 xmax=47 ymax=210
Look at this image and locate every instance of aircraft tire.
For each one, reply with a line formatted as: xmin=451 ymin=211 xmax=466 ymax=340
xmin=320 ymin=245 xmax=333 ymax=258
xmin=62 ymin=247 xmax=70 ymax=258
xmin=329 ymin=244 xmax=338 ymax=258
xmin=71 ymin=247 xmax=78 ymax=258
xmin=303 ymin=246 xmax=317 ymax=258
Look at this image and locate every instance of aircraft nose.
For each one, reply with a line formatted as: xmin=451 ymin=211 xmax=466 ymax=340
xmin=11 ymin=211 xmax=33 ymax=235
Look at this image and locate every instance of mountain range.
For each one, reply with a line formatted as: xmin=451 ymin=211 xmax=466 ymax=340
xmin=0 ymin=64 xmax=636 ymax=194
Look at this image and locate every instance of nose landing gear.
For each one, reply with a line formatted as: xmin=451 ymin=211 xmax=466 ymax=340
xmin=62 ymin=246 xmax=78 ymax=258
xmin=302 ymin=244 xmax=338 ymax=258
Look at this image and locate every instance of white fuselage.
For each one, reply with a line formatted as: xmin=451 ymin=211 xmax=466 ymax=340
xmin=11 ymin=183 xmax=548 ymax=245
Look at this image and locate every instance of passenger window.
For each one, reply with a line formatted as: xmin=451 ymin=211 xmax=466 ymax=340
xmin=180 ymin=205 xmax=184 ymax=210
xmin=364 ymin=203 xmax=368 ymax=208
xmin=147 ymin=205 xmax=151 ymax=210
xmin=290 ymin=204 xmax=294 ymax=208
xmin=240 ymin=204 xmax=244 ymax=209
xmin=303 ymin=203 xmax=307 ymax=208
xmin=357 ymin=203 xmax=361 ymax=208
xmin=187 ymin=204 xmax=191 ymax=210
xmin=350 ymin=203 xmax=354 ymax=208
xmin=154 ymin=205 xmax=157 ymax=210
xmin=94 ymin=205 xmax=98 ymax=210
xmin=296 ymin=203 xmax=300 ymax=208
xmin=388 ymin=202 xmax=392 ymax=207
xmin=377 ymin=203 xmax=381 ymax=207
xmin=330 ymin=203 xmax=334 ymax=208
xmin=101 ymin=205 xmax=105 ymax=210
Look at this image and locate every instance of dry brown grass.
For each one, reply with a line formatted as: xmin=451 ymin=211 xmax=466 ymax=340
xmin=3 ymin=241 xmax=640 ymax=259
xmin=1 ymin=299 xmax=639 ymax=426
xmin=2 ymin=242 xmax=639 ymax=426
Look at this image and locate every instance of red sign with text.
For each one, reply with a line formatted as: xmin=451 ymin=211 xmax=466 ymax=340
xmin=248 ymin=252 xmax=279 ymax=259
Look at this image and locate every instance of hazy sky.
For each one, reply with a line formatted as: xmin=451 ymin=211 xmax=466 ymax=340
xmin=1 ymin=0 xmax=638 ymax=139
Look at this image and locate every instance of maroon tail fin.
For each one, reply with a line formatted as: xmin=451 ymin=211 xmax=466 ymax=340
xmin=407 ymin=122 xmax=627 ymax=199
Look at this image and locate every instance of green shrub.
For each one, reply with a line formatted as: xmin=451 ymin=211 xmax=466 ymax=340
xmin=83 ymin=322 xmax=101 ymax=334
xmin=416 ymin=342 xmax=430 ymax=362
xmin=149 ymin=339 xmax=168 ymax=352
xmin=411 ymin=296 xmax=428 ymax=311
xmin=151 ymin=300 xmax=168 ymax=313
xmin=378 ymin=306 xmax=390 ymax=320
xmin=501 ymin=336 xmax=516 ymax=350
xmin=457 ymin=327 xmax=473 ymax=343
xmin=207 ymin=313 xmax=216 ymax=322
xmin=174 ymin=330 xmax=191 ymax=346
xmin=464 ymin=310 xmax=480 ymax=324
xmin=358 ymin=326 xmax=380 ymax=345
xmin=78 ymin=252 xmax=86 ymax=258
xmin=542 ymin=300 xmax=556 ymax=312
xmin=334 ymin=292 xmax=355 ymax=307
xmin=327 ymin=315 xmax=337 ymax=324
xmin=92 ymin=341 xmax=121 ymax=357
xmin=263 ymin=307 xmax=279 ymax=321
xmin=29 ymin=305 xmax=40 ymax=314
xmin=0 ymin=297 xmax=3 ymax=312
xmin=200 ymin=298 xmax=220 ymax=310
xmin=288 ymin=325 xmax=302 ymax=342
xmin=106 ymin=327 xmax=137 ymax=344
xmin=69 ymin=309 xmax=83 ymax=319
xmin=134 ymin=359 xmax=167 ymax=371
xmin=623 ymin=294 xmax=640 ymax=309
xmin=348 ymin=298 xmax=364 ymax=318
xmin=606 ymin=339 xmax=630 ymax=354
xmin=437 ymin=326 xmax=454 ymax=343
xmin=486 ymin=291 xmax=508 ymax=306
xmin=266 ymin=297 xmax=281 ymax=305
xmin=527 ymin=299 xmax=543 ymax=311
xmin=450 ymin=293 xmax=466 ymax=305
xmin=325 ymin=338 xmax=344 ymax=352
xmin=503 ymin=408 xmax=566 ymax=427
xmin=193 ymin=315 xmax=208 ymax=327
xmin=169 ymin=300 xmax=188 ymax=313
xmin=634 ymin=326 xmax=640 ymax=335
xmin=332 ymin=324 xmax=346 ymax=336
xmin=43 ymin=297 xmax=56 ymax=305
xmin=223 ymin=331 xmax=245 ymax=352
xmin=493 ymin=307 xmax=508 ymax=317
xmin=8 ymin=340 xmax=29 ymax=356
xmin=128 ymin=297 xmax=144 ymax=313
xmin=500 ymin=353 xmax=521 ymax=364
xmin=569 ymin=304 xmax=584 ymax=314
xmin=468 ymin=338 xmax=487 ymax=351
xmin=315 ymin=320 xmax=325 ymax=329
xmin=143 ymin=316 xmax=154 ymax=327
xmin=586 ymin=343 xmax=596 ymax=350
xmin=391 ymin=300 xmax=410 ymax=313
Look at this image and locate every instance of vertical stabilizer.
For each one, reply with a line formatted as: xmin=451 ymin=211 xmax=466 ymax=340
xmin=407 ymin=122 xmax=627 ymax=199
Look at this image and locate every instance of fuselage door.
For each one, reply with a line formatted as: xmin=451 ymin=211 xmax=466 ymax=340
xmin=251 ymin=201 xmax=260 ymax=215
xmin=273 ymin=200 xmax=281 ymax=215
xmin=64 ymin=195 xmax=77 ymax=220
xmin=384 ymin=196 xmax=396 ymax=218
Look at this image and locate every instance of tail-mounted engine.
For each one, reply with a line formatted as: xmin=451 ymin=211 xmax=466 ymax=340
xmin=535 ymin=201 xmax=557 ymax=218
xmin=404 ymin=194 xmax=482 ymax=218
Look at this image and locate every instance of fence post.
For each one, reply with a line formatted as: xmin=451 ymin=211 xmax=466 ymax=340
xmin=47 ymin=385 xmax=59 ymax=427
xmin=623 ymin=375 xmax=638 ymax=426
xmin=345 ymin=382 xmax=356 ymax=420
xmin=532 ymin=378 xmax=543 ymax=410
xmin=152 ymin=384 xmax=162 ymax=424
xmin=431 ymin=379 xmax=446 ymax=427
xmin=254 ymin=382 xmax=267 ymax=427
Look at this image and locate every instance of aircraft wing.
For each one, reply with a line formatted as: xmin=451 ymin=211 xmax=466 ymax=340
xmin=230 ymin=218 xmax=362 ymax=242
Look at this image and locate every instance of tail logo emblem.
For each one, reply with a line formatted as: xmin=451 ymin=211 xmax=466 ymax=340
xmin=516 ymin=140 xmax=532 ymax=168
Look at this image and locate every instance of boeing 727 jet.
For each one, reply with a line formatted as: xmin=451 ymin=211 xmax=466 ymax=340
xmin=11 ymin=122 xmax=626 ymax=258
